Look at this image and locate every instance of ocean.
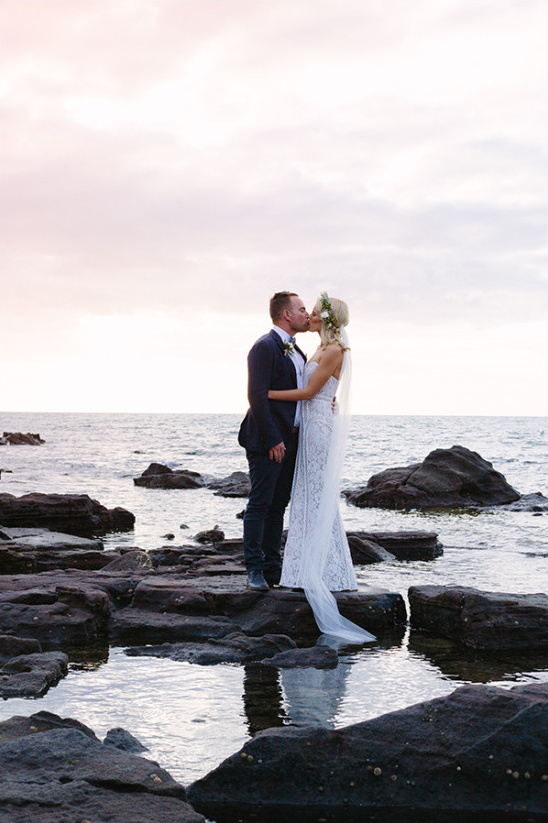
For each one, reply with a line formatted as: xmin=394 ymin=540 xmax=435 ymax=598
xmin=0 ymin=412 xmax=546 ymax=787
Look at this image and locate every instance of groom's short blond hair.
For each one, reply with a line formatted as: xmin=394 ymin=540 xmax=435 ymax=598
xmin=270 ymin=291 xmax=298 ymax=322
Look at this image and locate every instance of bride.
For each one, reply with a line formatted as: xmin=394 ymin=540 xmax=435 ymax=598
xmin=268 ymin=293 xmax=375 ymax=644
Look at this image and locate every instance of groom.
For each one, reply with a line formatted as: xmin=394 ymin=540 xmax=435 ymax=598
xmin=238 ymin=292 xmax=309 ymax=590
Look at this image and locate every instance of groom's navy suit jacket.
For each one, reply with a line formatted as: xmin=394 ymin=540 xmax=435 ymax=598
xmin=238 ymin=329 xmax=306 ymax=454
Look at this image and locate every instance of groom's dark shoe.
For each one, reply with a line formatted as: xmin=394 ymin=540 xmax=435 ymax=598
xmin=264 ymin=573 xmax=281 ymax=588
xmin=247 ymin=570 xmax=269 ymax=591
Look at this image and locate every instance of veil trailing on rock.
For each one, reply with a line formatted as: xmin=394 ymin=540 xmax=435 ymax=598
xmin=300 ymin=328 xmax=376 ymax=644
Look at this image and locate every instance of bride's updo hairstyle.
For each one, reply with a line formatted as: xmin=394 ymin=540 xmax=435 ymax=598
xmin=316 ymin=292 xmax=350 ymax=350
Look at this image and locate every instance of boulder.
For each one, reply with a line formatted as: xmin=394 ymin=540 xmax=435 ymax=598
xmin=346 ymin=534 xmax=396 ymax=564
xmin=0 ymin=651 xmax=69 ymax=698
xmin=409 ymin=585 xmax=548 ymax=652
xmin=0 ymin=726 xmax=204 ymax=823
xmin=188 ymin=682 xmax=548 ymax=822
xmin=126 ymin=633 xmax=297 ymax=665
xmin=0 ymin=492 xmax=135 ymax=537
xmin=103 ymin=727 xmax=148 ymax=753
xmin=209 ymin=471 xmax=250 ymax=497
xmin=345 ymin=445 xmax=520 ymax=509
xmin=133 ymin=463 xmax=204 ymax=489
xmin=0 ymin=432 xmax=45 ymax=445
xmin=194 ymin=527 xmax=225 ymax=545
xmin=0 ymin=710 xmax=99 ymax=744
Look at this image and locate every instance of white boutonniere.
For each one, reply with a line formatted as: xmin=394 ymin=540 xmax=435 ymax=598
xmin=283 ymin=341 xmax=294 ymax=356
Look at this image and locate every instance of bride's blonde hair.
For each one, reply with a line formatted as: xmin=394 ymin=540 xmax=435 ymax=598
xmin=316 ymin=293 xmax=350 ymax=350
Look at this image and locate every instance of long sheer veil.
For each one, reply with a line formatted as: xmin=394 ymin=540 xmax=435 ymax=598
xmin=300 ymin=328 xmax=376 ymax=644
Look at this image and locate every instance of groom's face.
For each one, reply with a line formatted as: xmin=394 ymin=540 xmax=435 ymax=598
xmin=287 ymin=297 xmax=310 ymax=334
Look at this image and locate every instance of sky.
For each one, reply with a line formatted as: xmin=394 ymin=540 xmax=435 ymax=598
xmin=1 ymin=0 xmax=547 ymax=416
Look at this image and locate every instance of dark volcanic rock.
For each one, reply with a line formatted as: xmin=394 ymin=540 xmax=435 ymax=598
xmin=261 ymin=644 xmax=338 ymax=669
xmin=0 ymin=651 xmax=69 ymax=697
xmin=0 ymin=727 xmax=204 ymax=823
xmin=194 ymin=527 xmax=225 ymax=544
xmin=209 ymin=471 xmax=250 ymax=497
xmin=126 ymin=632 xmax=297 ymax=665
xmin=188 ymin=682 xmax=548 ymax=822
xmin=0 ymin=431 xmax=45 ymax=445
xmin=0 ymin=492 xmax=135 ymax=537
xmin=0 ymin=710 xmax=99 ymax=744
xmin=0 ymin=582 xmax=111 ymax=650
xmin=346 ymin=534 xmax=396 ymax=564
xmin=103 ymin=726 xmax=148 ymax=753
xmin=409 ymin=585 xmax=548 ymax=652
xmin=350 ymin=530 xmax=443 ymax=561
xmin=134 ymin=463 xmax=205 ymax=489
xmin=345 ymin=445 xmax=520 ymax=510
xmin=0 ymin=633 xmax=41 ymax=663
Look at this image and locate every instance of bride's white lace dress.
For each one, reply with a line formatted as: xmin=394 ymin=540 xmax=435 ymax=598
xmin=280 ymin=361 xmax=358 ymax=591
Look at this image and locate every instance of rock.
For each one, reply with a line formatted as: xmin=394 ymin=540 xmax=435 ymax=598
xmin=409 ymin=585 xmax=548 ymax=652
xmin=0 ymin=710 xmax=99 ymax=744
xmin=0 ymin=633 xmax=41 ymax=663
xmin=103 ymin=727 xmax=148 ymax=753
xmin=187 ymin=681 xmax=548 ymax=821
xmin=499 ymin=491 xmax=548 ymax=512
xmin=209 ymin=471 xmax=250 ymax=497
xmin=0 ymin=582 xmax=111 ymax=650
xmin=0 ymin=546 xmax=117 ymax=574
xmin=0 ymin=492 xmax=135 ymax=537
xmin=349 ymin=530 xmax=443 ymax=561
xmin=194 ymin=527 xmax=225 ymax=544
xmin=0 ymin=651 xmax=69 ymax=698
xmin=126 ymin=633 xmax=297 ymax=665
xmin=134 ymin=463 xmax=205 ymax=489
xmin=0 ymin=526 xmax=104 ymax=550
xmin=0 ymin=432 xmax=45 ymax=446
xmin=100 ymin=550 xmax=153 ymax=572
xmin=346 ymin=534 xmax=396 ymax=564
xmin=345 ymin=445 xmax=521 ymax=509
xmin=261 ymin=644 xmax=338 ymax=669
xmin=0 ymin=727 xmax=204 ymax=823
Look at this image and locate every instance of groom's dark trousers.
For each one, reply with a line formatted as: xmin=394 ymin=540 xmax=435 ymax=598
xmin=238 ymin=329 xmax=305 ymax=583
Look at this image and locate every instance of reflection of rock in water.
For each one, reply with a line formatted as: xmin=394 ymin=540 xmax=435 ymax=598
xmin=280 ymin=662 xmax=352 ymax=727
xmin=409 ymin=631 xmax=548 ymax=683
xmin=242 ymin=663 xmax=287 ymax=736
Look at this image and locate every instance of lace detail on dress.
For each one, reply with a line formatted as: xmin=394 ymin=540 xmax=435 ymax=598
xmin=280 ymin=362 xmax=358 ymax=591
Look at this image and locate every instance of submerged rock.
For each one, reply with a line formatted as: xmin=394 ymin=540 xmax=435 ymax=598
xmin=409 ymin=585 xmax=548 ymax=652
xmin=345 ymin=445 xmax=520 ymax=510
xmin=187 ymin=681 xmax=548 ymax=822
xmin=126 ymin=632 xmax=297 ymax=665
xmin=0 ymin=492 xmax=135 ymax=537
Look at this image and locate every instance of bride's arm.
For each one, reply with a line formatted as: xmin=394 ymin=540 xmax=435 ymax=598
xmin=268 ymin=346 xmax=343 ymax=401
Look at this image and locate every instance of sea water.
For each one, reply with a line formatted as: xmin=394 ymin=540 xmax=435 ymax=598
xmin=0 ymin=412 xmax=546 ymax=785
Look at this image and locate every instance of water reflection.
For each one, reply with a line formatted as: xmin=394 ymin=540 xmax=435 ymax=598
xmin=242 ymin=663 xmax=287 ymax=735
xmin=408 ymin=631 xmax=548 ymax=684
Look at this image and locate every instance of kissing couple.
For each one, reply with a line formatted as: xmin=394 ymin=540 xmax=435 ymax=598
xmin=238 ymin=291 xmax=375 ymax=644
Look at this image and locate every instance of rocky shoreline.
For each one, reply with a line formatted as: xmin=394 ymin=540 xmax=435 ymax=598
xmin=1 ymin=443 xmax=546 ymax=822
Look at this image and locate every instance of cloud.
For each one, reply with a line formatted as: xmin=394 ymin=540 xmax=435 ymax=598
xmin=1 ymin=0 xmax=547 ymax=413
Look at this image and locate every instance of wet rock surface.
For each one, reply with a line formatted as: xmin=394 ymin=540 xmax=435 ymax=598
xmin=0 ymin=650 xmax=69 ymax=698
xmin=0 ymin=718 xmax=204 ymax=823
xmin=187 ymin=681 xmax=548 ymax=822
xmin=348 ymin=530 xmax=443 ymax=562
xmin=409 ymin=585 xmax=548 ymax=652
xmin=126 ymin=632 xmax=297 ymax=664
xmin=345 ymin=445 xmax=521 ymax=510
xmin=0 ymin=492 xmax=135 ymax=537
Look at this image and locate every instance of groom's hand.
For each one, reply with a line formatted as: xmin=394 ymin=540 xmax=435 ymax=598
xmin=269 ymin=442 xmax=286 ymax=462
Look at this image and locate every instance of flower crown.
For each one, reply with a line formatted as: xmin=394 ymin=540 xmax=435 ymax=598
xmin=320 ymin=292 xmax=337 ymax=328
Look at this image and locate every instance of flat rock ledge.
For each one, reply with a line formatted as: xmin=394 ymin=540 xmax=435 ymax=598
xmin=0 ymin=712 xmax=204 ymax=823
xmin=409 ymin=585 xmax=548 ymax=652
xmin=0 ymin=493 xmax=135 ymax=538
xmin=187 ymin=681 xmax=548 ymax=823
xmin=345 ymin=445 xmax=522 ymax=510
